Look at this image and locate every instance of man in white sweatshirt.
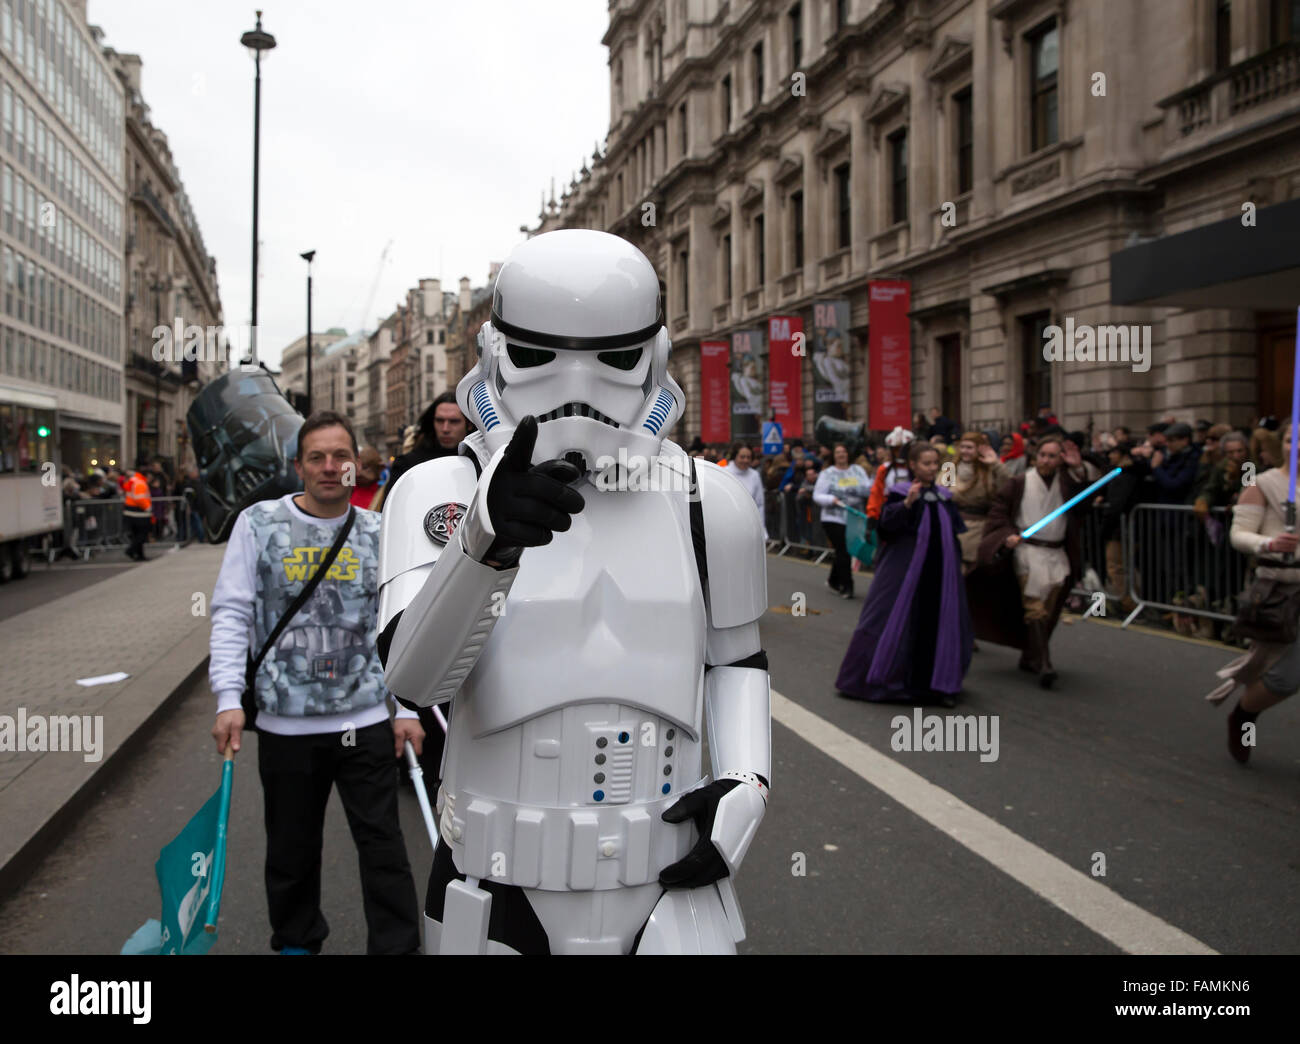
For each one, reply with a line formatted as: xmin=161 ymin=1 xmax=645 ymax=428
xmin=209 ymin=411 xmax=424 ymax=954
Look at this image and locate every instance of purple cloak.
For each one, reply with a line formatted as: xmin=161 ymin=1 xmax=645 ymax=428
xmin=835 ymin=481 xmax=973 ymax=701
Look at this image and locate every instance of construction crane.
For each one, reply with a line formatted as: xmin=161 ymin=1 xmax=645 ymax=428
xmin=354 ymin=239 xmax=394 ymax=335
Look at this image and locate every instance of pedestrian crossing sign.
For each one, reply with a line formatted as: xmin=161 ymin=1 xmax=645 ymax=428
xmin=762 ymin=422 xmax=783 ymax=455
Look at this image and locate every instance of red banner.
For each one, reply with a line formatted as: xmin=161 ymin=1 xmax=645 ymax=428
xmin=868 ymin=281 xmax=911 ymax=431
xmin=767 ymin=315 xmax=804 ymax=439
xmin=699 ymin=341 xmax=731 ymax=444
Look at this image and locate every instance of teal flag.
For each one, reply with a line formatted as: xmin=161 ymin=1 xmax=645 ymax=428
xmin=122 ymin=756 xmax=234 ymax=955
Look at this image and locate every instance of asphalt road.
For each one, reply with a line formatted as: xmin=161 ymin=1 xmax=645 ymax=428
xmin=1 ymin=552 xmax=1296 ymax=954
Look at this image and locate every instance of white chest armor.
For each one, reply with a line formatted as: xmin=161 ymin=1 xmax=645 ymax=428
xmin=438 ymin=472 xmax=706 ymax=891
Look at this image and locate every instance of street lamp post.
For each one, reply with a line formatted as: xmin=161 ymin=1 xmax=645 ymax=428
xmin=241 ymin=11 xmax=276 ymax=366
xmin=300 ymin=250 xmax=315 ymax=415
xmin=150 ymin=277 xmax=168 ymax=459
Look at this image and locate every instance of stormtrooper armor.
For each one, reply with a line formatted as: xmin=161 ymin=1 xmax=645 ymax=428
xmin=378 ymin=229 xmax=771 ymax=954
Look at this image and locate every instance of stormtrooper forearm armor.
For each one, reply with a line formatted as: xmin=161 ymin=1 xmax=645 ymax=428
xmin=703 ymin=624 xmax=770 ymax=874
xmin=381 ymin=450 xmax=519 ymax=708
xmin=693 ymin=458 xmax=773 ymax=876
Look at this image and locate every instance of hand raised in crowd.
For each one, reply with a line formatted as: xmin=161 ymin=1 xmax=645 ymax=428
xmin=1062 ymin=440 xmax=1082 ymax=469
xmin=904 ymin=481 xmax=923 ymax=508
xmin=977 ymin=444 xmax=999 ymax=465
xmin=1004 ymin=533 xmax=1022 ymax=550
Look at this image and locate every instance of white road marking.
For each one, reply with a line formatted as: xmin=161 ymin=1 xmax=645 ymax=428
xmin=770 ymin=689 xmax=1218 ymax=955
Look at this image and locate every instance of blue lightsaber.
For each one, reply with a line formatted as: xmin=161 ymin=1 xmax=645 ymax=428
xmin=1021 ymin=466 xmax=1123 ymax=538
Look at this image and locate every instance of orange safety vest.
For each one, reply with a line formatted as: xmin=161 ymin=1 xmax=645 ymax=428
xmin=123 ymin=471 xmax=153 ymax=514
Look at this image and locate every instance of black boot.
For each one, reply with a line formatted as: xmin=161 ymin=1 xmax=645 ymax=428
xmin=1018 ymin=622 xmax=1042 ymax=675
xmin=1035 ymin=621 xmax=1057 ymax=689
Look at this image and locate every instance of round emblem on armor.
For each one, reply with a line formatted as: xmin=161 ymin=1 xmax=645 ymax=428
xmin=423 ymin=502 xmax=467 ymax=545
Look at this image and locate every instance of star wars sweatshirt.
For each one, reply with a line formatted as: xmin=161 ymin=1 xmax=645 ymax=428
xmin=209 ymin=494 xmax=415 ymax=736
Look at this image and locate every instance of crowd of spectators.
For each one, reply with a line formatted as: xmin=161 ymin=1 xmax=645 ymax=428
xmin=685 ymin=405 xmax=1283 ymax=639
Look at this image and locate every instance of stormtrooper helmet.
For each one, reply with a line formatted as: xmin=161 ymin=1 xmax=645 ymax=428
xmin=456 ymin=229 xmax=684 ymax=474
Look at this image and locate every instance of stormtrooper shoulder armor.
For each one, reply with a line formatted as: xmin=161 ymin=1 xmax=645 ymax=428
xmin=694 ymin=460 xmax=767 ymax=629
xmin=377 ymin=454 xmax=480 ymax=633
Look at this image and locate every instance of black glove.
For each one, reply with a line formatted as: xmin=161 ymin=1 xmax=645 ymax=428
xmin=658 ymin=778 xmax=740 ymax=889
xmin=484 ymin=415 xmax=585 ymax=564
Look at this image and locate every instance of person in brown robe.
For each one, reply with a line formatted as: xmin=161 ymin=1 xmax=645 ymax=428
xmin=970 ymin=436 xmax=1088 ymax=688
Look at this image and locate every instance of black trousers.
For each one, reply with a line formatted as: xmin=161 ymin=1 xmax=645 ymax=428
xmin=125 ymin=515 xmax=150 ymax=559
xmin=257 ymin=720 xmax=420 ymax=954
xmin=824 ymin=521 xmax=853 ymax=593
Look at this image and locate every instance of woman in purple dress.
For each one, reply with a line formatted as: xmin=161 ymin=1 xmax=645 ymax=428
xmin=835 ymin=442 xmax=973 ymax=707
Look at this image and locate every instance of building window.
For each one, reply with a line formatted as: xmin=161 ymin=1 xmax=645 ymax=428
xmin=754 ymin=214 xmax=766 ymax=286
xmin=679 ymin=248 xmax=689 ymax=313
xmin=1272 ymin=0 xmax=1300 ymax=45
xmin=1211 ymin=0 xmax=1232 ymax=69
xmin=834 ymin=163 xmax=851 ymax=249
xmin=954 ymin=87 xmax=973 ymax=195
xmin=723 ymin=233 xmax=732 ymax=300
xmin=614 ymin=58 xmax=623 ymax=108
xmin=889 ymin=128 xmax=908 ymax=226
xmin=1021 ymin=311 xmax=1052 ymax=418
xmin=790 ymin=4 xmax=803 ymax=69
xmin=752 ymin=41 xmax=764 ymax=108
xmin=1029 ymin=19 xmax=1059 ymax=152
xmin=938 ymin=333 xmax=962 ymax=420
xmin=722 ymin=74 xmax=732 ymax=131
xmin=791 ymin=190 xmax=804 ymax=269
xmin=426 ymin=330 xmax=433 ymax=344
xmin=679 ymin=101 xmax=688 ymax=157
xmin=836 ymin=0 xmax=849 ymax=31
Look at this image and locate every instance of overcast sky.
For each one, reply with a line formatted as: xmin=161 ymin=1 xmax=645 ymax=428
xmin=89 ymin=0 xmax=610 ymax=370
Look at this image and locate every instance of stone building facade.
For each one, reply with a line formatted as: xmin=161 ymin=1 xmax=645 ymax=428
xmin=278 ymin=326 xmax=348 ymax=409
xmin=531 ymin=0 xmax=1300 ymax=443
xmin=112 ymin=50 xmax=223 ymax=471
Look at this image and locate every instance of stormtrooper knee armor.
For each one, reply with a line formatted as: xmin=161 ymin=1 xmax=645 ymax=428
xmin=378 ymin=229 xmax=770 ymax=954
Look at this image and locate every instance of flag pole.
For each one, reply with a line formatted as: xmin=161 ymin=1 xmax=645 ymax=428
xmin=1286 ymin=306 xmax=1299 ymax=563
xmin=204 ymin=745 xmax=235 ymax=933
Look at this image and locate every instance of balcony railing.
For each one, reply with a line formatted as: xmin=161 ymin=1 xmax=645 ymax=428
xmin=1160 ymin=42 xmax=1300 ymax=138
xmin=1232 ymin=40 xmax=1300 ymax=114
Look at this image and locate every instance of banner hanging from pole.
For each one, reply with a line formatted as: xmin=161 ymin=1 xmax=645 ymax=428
xmin=700 ymin=340 xmax=731 ymax=444
xmin=810 ymin=299 xmax=851 ymax=421
xmin=868 ymin=281 xmax=912 ymax=432
xmin=730 ymin=328 xmax=765 ymax=442
xmin=767 ymin=315 xmax=804 ymax=439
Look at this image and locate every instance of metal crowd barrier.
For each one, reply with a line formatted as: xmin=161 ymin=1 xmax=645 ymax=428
xmin=57 ymin=492 xmax=200 ymax=561
xmin=1120 ymin=503 xmax=1245 ymax=627
xmin=773 ymin=487 xmax=834 ymax=564
xmin=766 ymin=485 xmax=1255 ymax=637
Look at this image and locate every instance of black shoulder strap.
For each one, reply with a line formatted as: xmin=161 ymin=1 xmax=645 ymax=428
xmin=689 ymin=457 xmax=708 ymax=590
xmin=246 ymin=505 xmax=356 ymax=685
